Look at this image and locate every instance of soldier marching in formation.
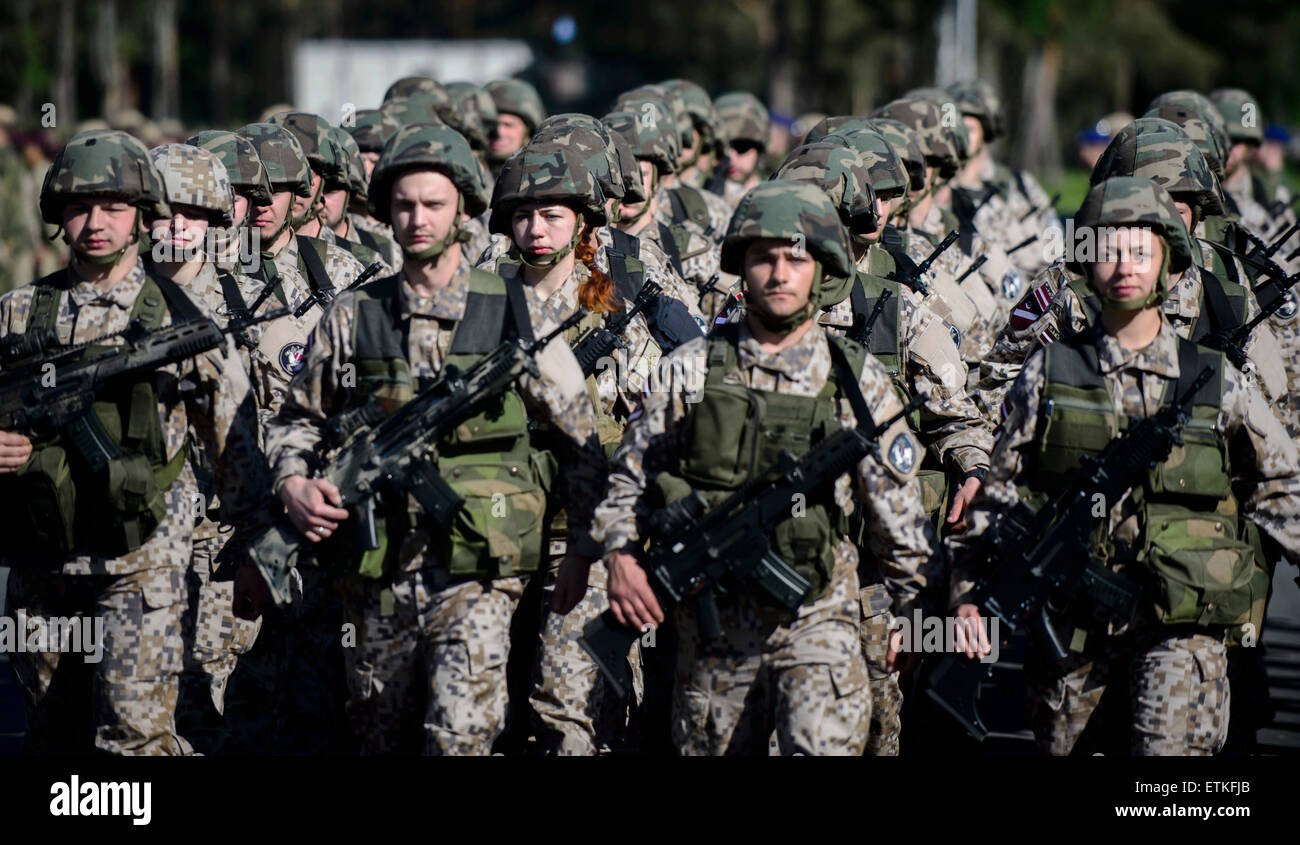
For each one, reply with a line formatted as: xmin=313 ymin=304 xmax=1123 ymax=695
xmin=0 ymin=72 xmax=1298 ymax=757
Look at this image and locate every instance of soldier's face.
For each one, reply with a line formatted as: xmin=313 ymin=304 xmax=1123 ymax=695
xmin=726 ymin=141 xmax=760 ymax=182
xmin=1226 ymin=142 xmax=1255 ymax=176
xmin=321 ymin=187 xmax=349 ymax=228
xmin=62 ymin=198 xmax=139 ymax=260
xmin=362 ymin=152 xmax=380 ymax=181
xmin=292 ymin=172 xmax=323 ymax=221
xmin=1173 ymin=200 xmax=1194 ymax=233
xmin=511 ymin=202 xmax=579 ymax=256
xmin=252 ymin=190 xmax=293 ymax=240
xmin=963 ymin=116 xmax=984 ymax=155
xmin=680 ymin=127 xmax=700 ymax=167
xmin=492 ymin=114 xmax=529 ymax=157
xmin=390 ymin=170 xmax=462 ymax=251
xmin=232 ymin=193 xmax=251 ymax=227
xmin=149 ymin=204 xmax=211 ymax=258
xmin=1091 ymin=227 xmax=1162 ymax=304
xmin=743 ymin=239 xmax=816 ymax=317
xmin=616 ymin=161 xmax=658 ymax=221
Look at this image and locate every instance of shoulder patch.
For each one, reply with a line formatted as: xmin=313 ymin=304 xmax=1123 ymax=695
xmin=279 ymin=341 xmax=307 ymax=374
xmin=1274 ymin=289 xmax=1298 ymax=322
xmin=1010 ymin=280 xmax=1054 ymax=329
xmin=887 ymin=432 xmax=918 ymax=475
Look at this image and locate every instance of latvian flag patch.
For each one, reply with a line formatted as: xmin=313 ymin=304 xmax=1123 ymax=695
xmin=1009 ymin=281 xmax=1055 ymax=329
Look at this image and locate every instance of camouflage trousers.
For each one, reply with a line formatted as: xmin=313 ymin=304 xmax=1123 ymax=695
xmin=343 ymin=568 xmax=524 ymax=756
xmin=176 ymin=528 xmax=262 ymax=753
xmin=673 ymin=560 xmax=870 ymax=756
xmin=1025 ymin=623 xmax=1230 ymax=756
xmin=5 ymin=565 xmax=193 ymax=756
xmin=530 ymin=554 xmax=644 ymax=756
xmin=859 ymin=584 xmax=902 ymax=756
xmin=221 ymin=566 xmax=352 ymax=755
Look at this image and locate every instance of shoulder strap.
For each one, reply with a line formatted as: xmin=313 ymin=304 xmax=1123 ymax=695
xmin=26 ymin=269 xmax=71 ymax=333
xmin=145 ymin=271 xmax=205 ymax=325
xmin=296 ymin=235 xmax=335 ymax=294
xmin=657 ymin=222 xmax=685 ymax=277
xmin=608 ymin=227 xmax=640 ymax=259
xmin=825 ymin=335 xmax=875 ymax=431
xmin=1194 ymin=266 xmax=1245 ymax=342
xmin=670 ymin=186 xmax=712 ymax=233
xmin=354 ymin=275 xmax=409 ymax=363
xmin=1163 ymin=337 xmax=1225 ymax=408
xmin=216 ymin=268 xmax=249 ymax=315
xmin=445 ymin=268 xmax=533 ymax=356
xmin=1066 ymin=277 xmax=1102 ymax=332
xmin=703 ymin=322 xmax=740 ymax=387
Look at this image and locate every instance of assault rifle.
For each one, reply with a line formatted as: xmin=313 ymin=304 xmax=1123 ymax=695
xmin=0 ymin=309 xmax=287 ymax=472
xmin=925 ymin=363 xmax=1216 ymax=740
xmin=245 ymin=309 xmax=586 ymax=605
xmin=579 ymin=391 xmax=927 ymax=698
xmin=571 ymin=281 xmax=663 ymax=376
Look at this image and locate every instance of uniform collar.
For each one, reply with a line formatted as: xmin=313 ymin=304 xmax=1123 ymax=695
xmin=398 ymin=261 xmax=470 ymax=322
xmin=66 ymin=259 xmax=147 ymax=310
xmin=1094 ymin=316 xmax=1181 ymax=379
xmin=735 ymin=317 xmax=826 ymax=383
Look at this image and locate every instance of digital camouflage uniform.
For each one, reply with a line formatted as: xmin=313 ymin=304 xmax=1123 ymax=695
xmin=145 ymin=143 xmax=268 ymax=750
xmin=590 ymin=183 xmax=942 ymax=755
xmin=0 ymin=131 xmax=266 ymax=757
xmin=950 ymin=177 xmax=1300 ymax=755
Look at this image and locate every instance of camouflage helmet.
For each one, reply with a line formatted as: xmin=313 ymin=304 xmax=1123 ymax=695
xmin=616 ymin=84 xmax=692 ymax=151
xmin=445 ymin=81 xmax=495 ymax=150
xmin=266 ymin=112 xmax=343 ymax=179
xmin=1069 ymin=176 xmax=1193 ymax=277
xmin=488 ymin=141 xmax=609 ymax=235
xmin=720 ymin=180 xmax=854 ymax=278
xmin=148 ymin=143 xmax=236 ymax=227
xmin=872 ymin=97 xmax=960 ymax=178
xmin=1141 ymin=101 xmax=1227 ymax=182
xmin=346 ymin=109 xmax=387 ymax=154
xmin=803 ymin=116 xmax=871 ymax=145
xmin=40 ymin=129 xmax=171 ymax=225
xmin=661 ymin=79 xmax=722 ymax=152
xmin=773 ymin=142 xmax=878 ymax=235
xmin=1090 ymin=117 xmax=1224 ymax=218
xmin=716 ymin=92 xmax=770 ymax=150
xmin=369 ymin=123 xmax=489 ymax=224
xmin=862 ymin=119 xmax=927 ymax=192
xmin=603 ymin=110 xmax=679 ymax=177
xmin=1209 ymin=88 xmax=1264 ymax=144
xmin=236 ymin=123 xmax=314 ymax=197
xmin=380 ymin=94 xmax=448 ymax=142
xmin=533 ymin=114 xmax=642 ymax=203
xmin=186 ymin=130 xmax=275 ymax=205
xmin=487 ymin=79 xmax=546 ymax=134
xmin=383 ymin=76 xmax=450 ymax=105
xmin=946 ymin=79 xmax=1006 ymax=141
xmin=324 ymin=125 xmax=369 ymax=196
xmin=1145 ymin=92 xmax=1231 ymax=174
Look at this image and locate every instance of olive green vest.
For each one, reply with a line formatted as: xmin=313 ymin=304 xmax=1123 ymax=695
xmin=345 ymin=269 xmax=549 ymax=581
xmin=1032 ymin=334 xmax=1261 ymax=628
xmin=0 ymin=269 xmax=191 ymax=563
xmin=651 ymin=324 xmax=864 ymax=601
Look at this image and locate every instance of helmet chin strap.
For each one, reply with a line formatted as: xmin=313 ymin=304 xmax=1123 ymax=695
xmin=745 ymin=260 xmax=823 ymax=334
xmin=403 ymin=195 xmax=469 ymax=262
xmin=69 ymin=208 xmax=142 ymax=267
xmin=289 ymin=177 xmax=324 ymax=229
xmin=519 ymin=212 xmax=586 ymax=269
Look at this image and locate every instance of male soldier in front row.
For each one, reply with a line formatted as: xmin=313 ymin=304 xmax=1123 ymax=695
xmin=583 ymin=181 xmax=942 ymax=755
xmin=0 ymin=130 xmax=266 ymax=755
xmin=949 ymin=177 xmax=1300 ymax=755
xmin=243 ymin=123 xmax=609 ymax=755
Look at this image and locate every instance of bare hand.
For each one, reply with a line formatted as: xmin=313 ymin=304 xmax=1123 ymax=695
xmin=233 ymin=564 xmax=272 ymax=621
xmin=952 ymin=603 xmax=993 ymax=659
xmin=550 ymin=555 xmax=595 ymax=615
xmin=0 ymin=431 xmax=34 ymax=473
xmin=886 ymin=626 xmax=922 ymax=674
xmin=606 ymin=551 xmax=663 ymax=632
xmin=279 ymin=475 xmax=349 ymax=541
xmin=945 ymin=476 xmax=983 ymax=532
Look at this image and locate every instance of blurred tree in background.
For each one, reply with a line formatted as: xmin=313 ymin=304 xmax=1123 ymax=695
xmin=2 ymin=0 xmax=1297 ymax=205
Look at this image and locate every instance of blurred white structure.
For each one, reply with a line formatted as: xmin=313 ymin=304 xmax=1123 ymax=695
xmin=294 ymin=39 xmax=534 ymax=123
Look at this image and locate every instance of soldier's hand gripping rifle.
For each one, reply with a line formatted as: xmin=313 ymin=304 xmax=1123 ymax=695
xmin=925 ymin=363 xmax=1216 ymax=740
xmin=570 ymin=281 xmax=663 ymax=376
xmin=579 ymin=391 xmax=927 ymax=698
xmin=245 ymin=309 xmax=587 ymax=606
xmin=0 ymin=309 xmax=287 ymax=472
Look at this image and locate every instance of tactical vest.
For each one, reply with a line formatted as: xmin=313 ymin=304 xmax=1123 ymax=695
xmin=343 ymin=269 xmax=549 ymax=581
xmin=605 ymin=228 xmax=648 ymax=299
xmin=650 ymin=324 xmax=865 ymax=601
xmin=1032 ymin=334 xmax=1259 ymax=628
xmin=0 ymin=270 xmax=192 ymax=563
